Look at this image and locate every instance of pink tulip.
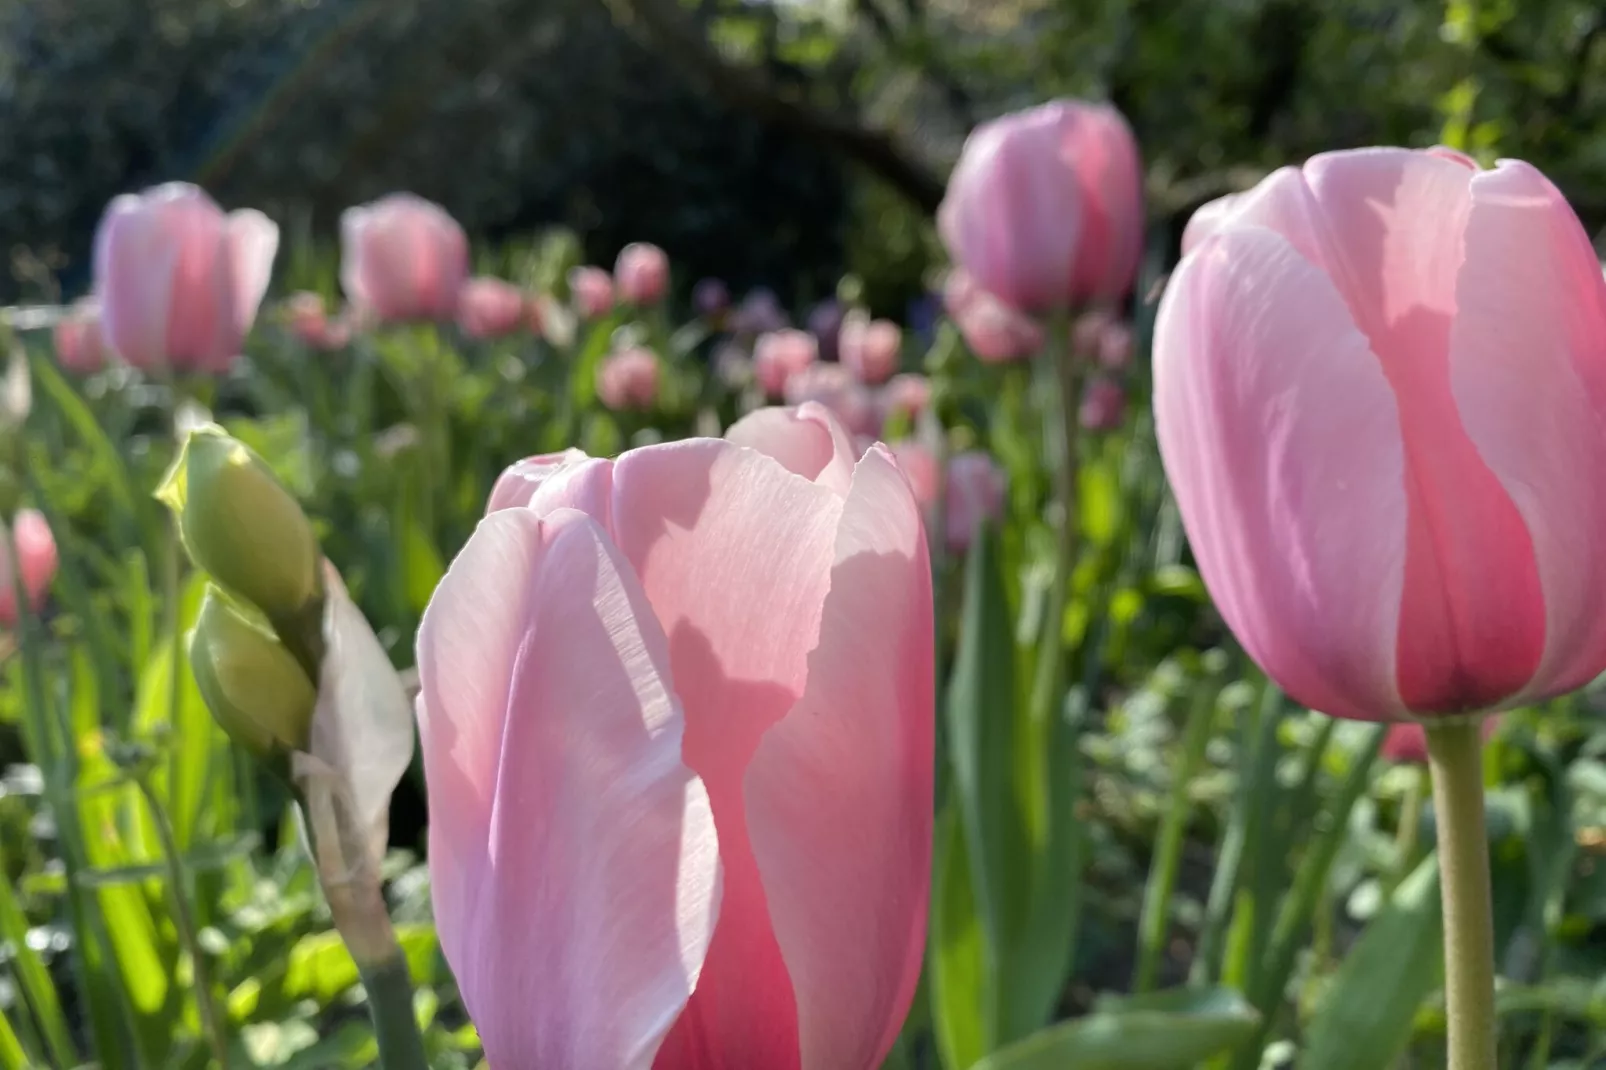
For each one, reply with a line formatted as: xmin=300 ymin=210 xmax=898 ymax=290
xmin=839 ymin=312 xmax=903 ymax=385
xmin=880 ymin=373 xmax=932 ymax=423
xmin=1155 ymin=146 xmax=1606 ymax=721
xmin=93 ymin=183 xmax=279 ymax=373
xmin=416 ymin=402 xmax=933 ymax=1068
xmin=753 ymin=328 xmax=818 ymax=398
xmin=285 ymin=292 xmax=351 ymax=350
xmin=340 ymin=193 xmax=469 ymax=323
xmin=889 ymin=441 xmax=941 ymax=509
xmin=1382 ymin=716 xmax=1499 ymax=764
xmin=615 ymin=243 xmax=671 ymax=306
xmin=455 ymin=277 xmax=528 ymax=340
xmin=784 ymin=362 xmax=878 ymax=437
xmin=1180 ymin=190 xmax=1250 ymax=256
xmin=596 ymin=347 xmax=661 ymax=411
xmin=1098 ymin=322 xmax=1133 ymax=370
xmin=52 ymin=299 xmax=108 ymax=374
xmin=944 ymin=271 xmax=1044 ymax=363
xmin=945 ymin=451 xmax=1006 ymax=552
xmin=1079 ymin=378 xmax=1126 ymax=431
xmin=938 ymin=99 xmax=1143 ymax=311
xmin=569 ymin=266 xmax=616 ymax=319
xmin=0 ymin=510 xmax=57 ymax=626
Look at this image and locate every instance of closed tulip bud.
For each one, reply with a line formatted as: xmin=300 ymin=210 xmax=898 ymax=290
xmin=190 ymin=586 xmax=316 ymax=776
xmin=1098 ymin=321 xmax=1133 ymax=370
xmin=456 ymin=277 xmax=528 ymax=340
xmin=839 ymin=311 xmax=903 ymax=385
xmin=568 ymin=266 xmax=615 ymax=319
xmin=341 ymin=193 xmax=469 ymax=323
xmin=753 ymin=328 xmax=818 ymax=398
xmin=93 ymin=183 xmax=280 ymax=373
xmin=614 ymin=243 xmax=670 ymax=306
xmin=158 ymin=426 xmax=321 ymax=623
xmin=1155 ymin=146 xmax=1606 ymax=720
xmin=939 ymin=99 xmax=1142 ymax=310
xmin=595 ymin=347 xmax=661 ymax=411
xmin=944 ymin=270 xmax=1044 ymax=363
xmin=880 ymin=373 xmax=932 ymax=422
xmin=1079 ymin=377 xmax=1126 ymax=431
xmin=0 ymin=510 xmax=57 ymax=627
xmin=52 ymin=299 xmax=108 ymax=374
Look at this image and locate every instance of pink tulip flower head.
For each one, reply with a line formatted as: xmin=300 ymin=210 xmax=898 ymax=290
xmin=1097 ymin=321 xmax=1133 ymax=370
xmin=595 ymin=347 xmax=662 ymax=412
xmin=880 ymin=373 xmax=932 ymax=424
xmin=839 ymin=311 xmax=903 ymax=385
xmin=455 ymin=277 xmax=528 ymax=340
xmin=889 ymin=441 xmax=941 ymax=510
xmin=1155 ymin=146 xmax=1606 ymax=721
xmin=1079 ymin=378 xmax=1126 ymax=431
xmin=569 ymin=266 xmax=616 ymax=319
xmin=52 ymin=299 xmax=108 ymax=374
xmin=0 ymin=510 xmax=57 ymax=626
xmin=939 ymin=99 xmax=1143 ymax=311
xmin=285 ymin=291 xmax=352 ymax=350
xmin=944 ymin=271 xmax=1045 ymax=364
xmin=416 ymin=401 xmax=933 ymax=1069
xmin=783 ymin=362 xmax=878 ymax=437
xmin=753 ymin=328 xmax=819 ymax=399
xmin=1382 ymin=716 xmax=1500 ymax=764
xmin=945 ymin=451 xmax=1006 ymax=553
xmin=340 ymin=193 xmax=469 ymax=324
xmin=615 ymin=243 xmax=671 ymax=306
xmin=93 ymin=183 xmax=279 ymax=373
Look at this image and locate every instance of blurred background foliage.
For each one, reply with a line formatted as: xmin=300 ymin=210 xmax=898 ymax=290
xmin=4 ymin=0 xmax=1606 ymax=312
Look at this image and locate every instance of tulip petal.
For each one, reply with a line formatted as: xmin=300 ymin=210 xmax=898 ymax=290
xmin=338 ymin=207 xmax=375 ymax=312
xmin=486 ymin=449 xmax=591 ymax=514
xmin=226 ymin=209 xmax=280 ymax=338
xmin=724 ymin=403 xmax=856 ymax=496
xmin=614 ymin=440 xmax=843 ymax=1068
xmin=1451 ymin=160 xmax=1606 ymax=700
xmin=1155 ymin=226 xmax=1407 ymax=719
xmin=417 ymin=508 xmax=719 ymax=1069
xmin=745 ymin=445 xmax=934 ymax=1070
xmin=93 ymin=194 xmax=180 ymax=369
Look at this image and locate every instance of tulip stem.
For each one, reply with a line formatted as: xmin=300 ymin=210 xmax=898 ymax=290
xmin=1426 ymin=719 xmax=1498 ymax=1070
xmin=1027 ymin=310 xmax=1083 ymax=731
xmin=359 ymin=950 xmax=430 ymax=1070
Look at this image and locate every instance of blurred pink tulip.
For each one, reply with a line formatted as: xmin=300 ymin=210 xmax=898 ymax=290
xmin=456 ymin=277 xmax=528 ymax=340
xmin=93 ymin=183 xmax=279 ymax=372
xmin=753 ymin=328 xmax=818 ymax=398
xmin=615 ymin=243 xmax=671 ymax=306
xmin=889 ymin=441 xmax=941 ymax=509
xmin=569 ymin=266 xmax=616 ymax=319
xmin=1382 ymin=717 xmax=1499 ymax=764
xmin=596 ymin=347 xmax=661 ymax=411
xmin=0 ymin=510 xmax=56 ymax=627
xmin=285 ymin=291 xmax=351 ymax=350
xmin=340 ymin=193 xmax=468 ymax=323
xmin=944 ymin=271 xmax=1044 ymax=363
xmin=416 ymin=402 xmax=932 ymax=1068
xmin=939 ymin=99 xmax=1143 ymax=311
xmin=1155 ymin=146 xmax=1606 ymax=721
xmin=1097 ymin=322 xmax=1133 ymax=370
xmin=945 ymin=451 xmax=1006 ymax=553
xmin=1079 ymin=378 xmax=1126 ymax=431
xmin=52 ymin=299 xmax=108 ymax=374
xmin=880 ymin=373 xmax=932 ymax=423
xmin=839 ymin=312 xmax=903 ymax=385
xmin=1071 ymin=309 xmax=1112 ymax=357
xmin=784 ymin=362 xmax=879 ymax=437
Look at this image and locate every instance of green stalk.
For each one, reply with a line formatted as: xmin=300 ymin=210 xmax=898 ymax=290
xmin=1230 ymin=724 xmax=1383 ymax=1069
xmin=1426 ymin=719 xmax=1498 ymax=1070
xmin=132 ymin=774 xmax=230 ymax=1069
xmin=1387 ymin=763 xmax=1428 ymax=897
xmin=1135 ymin=672 xmax=1222 ymax=992
xmin=358 ymin=952 xmax=430 ymax=1070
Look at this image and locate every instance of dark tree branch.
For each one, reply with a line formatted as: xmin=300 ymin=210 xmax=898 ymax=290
xmin=596 ymin=0 xmax=947 ymax=213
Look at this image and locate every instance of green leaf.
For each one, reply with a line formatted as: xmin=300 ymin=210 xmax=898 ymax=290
xmin=972 ymin=987 xmax=1259 ymax=1070
xmin=930 ymin=806 xmax=989 ymax=1070
xmin=282 ymin=925 xmax=439 ymax=1006
xmin=28 ymin=348 xmax=139 ymax=524
xmin=1302 ymin=850 xmax=1443 ymax=1070
xmin=0 ymin=838 xmax=79 ymax=1066
xmin=0 ymin=1008 xmax=28 ymax=1070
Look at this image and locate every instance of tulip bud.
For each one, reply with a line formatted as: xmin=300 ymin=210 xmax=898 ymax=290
xmin=190 ymin=586 xmax=316 ymax=776
xmin=158 ymin=426 xmax=322 ymax=623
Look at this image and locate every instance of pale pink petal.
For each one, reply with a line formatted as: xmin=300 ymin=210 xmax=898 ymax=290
xmin=725 ymin=403 xmax=857 ymax=497
xmin=152 ymin=185 xmax=237 ymax=371
xmin=338 ymin=207 xmax=376 ymax=313
xmin=746 ymin=445 xmax=933 ymax=1070
xmin=226 ymin=209 xmax=280 ymax=338
xmin=524 ymin=457 xmax=617 ymax=533
xmin=486 ymin=449 xmax=590 ymax=514
xmin=12 ymin=510 xmax=55 ymax=611
xmin=613 ymin=440 xmax=843 ymax=1068
xmin=1180 ymin=190 xmax=1249 ymax=256
xmin=1450 ymin=160 xmax=1606 ymax=701
xmin=93 ymin=194 xmax=180 ymax=369
xmin=417 ymin=508 xmax=719 ymax=1069
xmin=1069 ymin=103 xmax=1144 ymax=299
xmin=1154 ymin=225 xmax=1408 ymax=720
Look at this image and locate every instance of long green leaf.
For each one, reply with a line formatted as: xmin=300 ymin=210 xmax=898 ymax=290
xmin=930 ymin=806 xmax=989 ymax=1070
xmin=972 ymin=987 xmax=1259 ymax=1070
xmin=1302 ymin=850 xmax=1443 ymax=1070
xmin=0 ymin=1006 xmax=29 ymax=1070
xmin=0 ymin=859 xmax=77 ymax=1066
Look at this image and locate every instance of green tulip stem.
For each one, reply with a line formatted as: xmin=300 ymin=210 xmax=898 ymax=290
xmin=1028 ymin=309 xmax=1083 ymax=732
xmin=359 ymin=950 xmax=430 ymax=1070
xmin=1426 ymin=719 xmax=1498 ymax=1070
